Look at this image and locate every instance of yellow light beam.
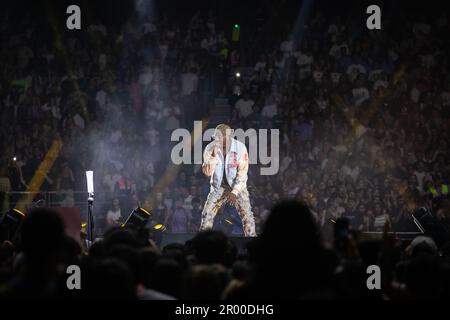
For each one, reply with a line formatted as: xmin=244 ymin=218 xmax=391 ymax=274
xmin=332 ymin=65 xmax=406 ymax=136
xmin=15 ymin=2 xmax=92 ymax=212
xmin=46 ymin=2 xmax=90 ymax=124
xmin=144 ymin=118 xmax=209 ymax=209
xmin=16 ymin=139 xmax=63 ymax=211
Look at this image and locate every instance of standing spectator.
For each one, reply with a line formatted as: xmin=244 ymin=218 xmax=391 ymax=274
xmin=115 ymin=169 xmax=136 ymax=216
xmin=153 ymin=192 xmax=169 ymax=226
xmin=165 ymin=199 xmax=191 ymax=233
xmin=189 ymin=197 xmax=203 ymax=233
xmin=234 ymin=92 xmax=254 ymax=123
xmin=0 ymin=167 xmax=11 ymax=213
xmin=373 ymin=204 xmax=391 ymax=232
xmin=106 ymin=198 xmax=122 ymax=228
xmin=102 ymin=164 xmax=121 ymax=194
xmin=180 ymin=67 xmax=199 ymax=96
xmin=56 ymin=162 xmax=75 ymax=207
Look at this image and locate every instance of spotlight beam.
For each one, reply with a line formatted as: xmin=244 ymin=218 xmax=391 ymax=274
xmin=16 ymin=138 xmax=63 ymax=211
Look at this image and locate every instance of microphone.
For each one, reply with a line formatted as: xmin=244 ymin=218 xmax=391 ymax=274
xmin=212 ymin=140 xmax=221 ymax=156
xmin=31 ymin=199 xmax=45 ymax=208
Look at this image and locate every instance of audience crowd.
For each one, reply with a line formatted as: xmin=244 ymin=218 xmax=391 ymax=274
xmin=0 ymin=1 xmax=450 ymax=290
xmin=1 ymin=200 xmax=450 ymax=299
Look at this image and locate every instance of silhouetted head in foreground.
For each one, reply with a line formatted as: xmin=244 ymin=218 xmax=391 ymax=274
xmin=21 ymin=208 xmax=65 ymax=266
xmin=251 ymin=200 xmax=322 ymax=266
xmin=233 ymin=200 xmax=333 ymax=299
xmin=261 ymin=200 xmax=321 ymax=247
xmin=0 ymin=208 xmax=67 ymax=298
xmin=189 ymin=230 xmax=229 ymax=265
xmin=182 ymin=264 xmax=230 ymax=300
xmin=83 ymin=258 xmax=136 ymax=300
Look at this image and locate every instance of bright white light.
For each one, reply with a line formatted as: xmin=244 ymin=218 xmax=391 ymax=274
xmin=86 ymin=171 xmax=94 ymax=193
xmin=235 ymin=72 xmax=241 ymax=78
xmin=12 ymin=156 xmax=17 ymax=161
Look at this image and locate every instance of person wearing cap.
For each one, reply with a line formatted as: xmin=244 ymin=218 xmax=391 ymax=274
xmin=199 ymin=124 xmax=256 ymax=236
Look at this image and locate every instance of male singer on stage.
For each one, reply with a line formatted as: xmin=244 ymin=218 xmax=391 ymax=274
xmin=199 ymin=124 xmax=257 ymax=236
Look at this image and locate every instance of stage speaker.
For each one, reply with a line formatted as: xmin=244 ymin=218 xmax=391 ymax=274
xmin=0 ymin=208 xmax=26 ymax=242
xmin=123 ymin=207 xmax=152 ymax=228
xmin=412 ymin=207 xmax=450 ymax=247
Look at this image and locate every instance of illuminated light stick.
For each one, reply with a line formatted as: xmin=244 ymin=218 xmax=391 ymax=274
xmin=86 ymin=170 xmax=94 ymax=247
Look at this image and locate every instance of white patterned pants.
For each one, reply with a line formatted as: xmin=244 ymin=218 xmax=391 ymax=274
xmin=199 ymin=186 xmax=257 ymax=237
